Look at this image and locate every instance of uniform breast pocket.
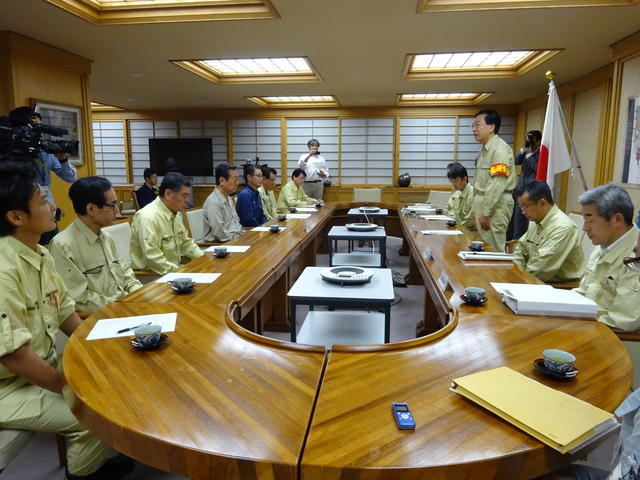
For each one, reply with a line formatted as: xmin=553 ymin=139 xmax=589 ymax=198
xmin=161 ymin=235 xmax=175 ymax=248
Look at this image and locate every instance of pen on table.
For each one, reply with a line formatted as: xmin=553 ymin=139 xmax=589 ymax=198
xmin=117 ymin=322 xmax=151 ymax=334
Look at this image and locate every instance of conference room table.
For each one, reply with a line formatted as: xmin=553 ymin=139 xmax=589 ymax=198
xmin=62 ymin=202 xmax=631 ymax=480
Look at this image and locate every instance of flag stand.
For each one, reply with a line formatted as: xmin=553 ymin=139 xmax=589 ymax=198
xmin=546 ymin=71 xmax=589 ymax=192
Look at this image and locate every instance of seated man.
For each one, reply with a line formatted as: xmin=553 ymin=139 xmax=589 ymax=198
xmin=445 ymin=162 xmax=475 ymax=230
xmin=513 ymin=180 xmax=584 ymax=283
xmin=276 ymin=168 xmax=317 ymax=214
xmin=49 ymin=176 xmax=142 ymax=313
xmin=130 ymin=173 xmax=203 ymax=275
xmin=203 ymin=163 xmax=243 ymax=243
xmin=574 ymin=183 xmax=640 ymax=332
xmin=0 ymin=161 xmax=133 ymax=480
xmin=258 ymin=165 xmax=278 ymax=221
xmin=236 ymin=164 xmax=267 ymax=228
xmin=135 ymin=167 xmax=158 ymax=208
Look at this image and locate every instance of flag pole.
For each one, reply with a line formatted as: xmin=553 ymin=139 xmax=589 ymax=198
xmin=545 ymin=71 xmax=589 ymax=192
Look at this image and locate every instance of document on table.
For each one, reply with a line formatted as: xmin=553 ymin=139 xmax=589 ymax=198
xmin=252 ymin=226 xmax=287 ymax=232
xmin=86 ymin=313 xmax=177 ymax=340
xmin=420 ymin=215 xmax=455 ymax=221
xmin=295 ymin=207 xmax=318 ymax=212
xmin=204 ymin=245 xmax=250 ymax=253
xmin=451 ymin=366 xmax=618 ymax=454
xmin=421 ymin=229 xmax=464 ymax=235
xmin=458 ymin=251 xmax=515 ymax=261
xmin=286 ymin=213 xmax=312 ymax=219
xmin=490 ymin=282 xmax=597 ymax=317
xmin=155 ymin=272 xmax=221 ymax=283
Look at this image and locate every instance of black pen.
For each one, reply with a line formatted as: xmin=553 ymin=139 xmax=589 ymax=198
xmin=117 ymin=321 xmax=151 ymax=334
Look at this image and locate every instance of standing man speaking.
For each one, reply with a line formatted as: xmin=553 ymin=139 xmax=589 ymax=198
xmin=298 ymin=138 xmax=329 ymax=200
xmin=471 ymin=109 xmax=516 ymax=252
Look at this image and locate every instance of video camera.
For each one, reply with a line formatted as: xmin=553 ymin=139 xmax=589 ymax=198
xmin=0 ymin=115 xmax=79 ymax=162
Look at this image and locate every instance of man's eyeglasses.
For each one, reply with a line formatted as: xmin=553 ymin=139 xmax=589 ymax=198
xmin=103 ymin=201 xmax=118 ymax=210
xmin=623 ymin=256 xmax=640 ymax=273
xmin=519 ymin=202 xmax=537 ymax=211
xmin=471 ymin=122 xmax=486 ymax=129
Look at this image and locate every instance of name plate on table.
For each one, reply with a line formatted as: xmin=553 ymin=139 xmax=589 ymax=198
xmin=437 ymin=271 xmax=451 ymax=291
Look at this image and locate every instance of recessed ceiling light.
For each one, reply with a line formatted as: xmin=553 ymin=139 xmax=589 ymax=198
xmin=172 ymin=57 xmax=320 ymax=84
xmin=404 ymin=49 xmax=561 ymax=80
xmin=245 ymin=95 xmax=338 ymax=108
xmin=396 ymin=92 xmax=493 ymax=105
xmin=417 ymin=0 xmax=639 ymax=13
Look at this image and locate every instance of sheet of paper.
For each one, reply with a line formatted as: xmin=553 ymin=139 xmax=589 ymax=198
xmin=204 ymin=245 xmax=250 ymax=253
xmin=490 ymin=282 xmax=553 ymax=296
xmin=252 ymin=226 xmax=288 ymax=232
xmin=420 ymin=215 xmax=455 ymax=221
xmin=421 ymin=230 xmax=463 ymax=235
xmin=86 ymin=313 xmax=177 ymax=340
xmin=155 ymin=272 xmax=221 ymax=283
xmin=286 ymin=213 xmax=312 ymax=219
xmin=295 ymin=207 xmax=318 ymax=212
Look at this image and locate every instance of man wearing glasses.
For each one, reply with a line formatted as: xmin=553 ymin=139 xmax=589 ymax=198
xmin=574 ymin=183 xmax=640 ymax=332
xmin=513 ymin=180 xmax=583 ymax=283
xmin=470 ymin=109 xmax=516 ymax=252
xmin=236 ymin=164 xmax=268 ymax=228
xmin=49 ymin=177 xmax=141 ymax=313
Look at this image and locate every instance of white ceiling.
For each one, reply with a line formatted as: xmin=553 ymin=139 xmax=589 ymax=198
xmin=2 ymin=0 xmax=639 ymax=110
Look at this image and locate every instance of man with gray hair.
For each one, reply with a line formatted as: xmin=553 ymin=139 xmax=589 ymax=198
xmin=574 ymin=183 xmax=640 ymax=332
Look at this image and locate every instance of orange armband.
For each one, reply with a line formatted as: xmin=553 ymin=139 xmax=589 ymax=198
xmin=490 ymin=163 xmax=509 ymax=177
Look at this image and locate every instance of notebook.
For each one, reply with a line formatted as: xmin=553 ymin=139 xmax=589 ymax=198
xmin=451 ymin=367 xmax=618 ymax=454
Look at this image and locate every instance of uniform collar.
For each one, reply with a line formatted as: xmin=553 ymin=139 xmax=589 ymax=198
xmin=4 ymin=235 xmax=47 ymax=271
xmin=538 ymin=205 xmax=559 ymax=229
xmin=600 ymin=225 xmax=638 ymax=262
xmin=482 ymin=134 xmax=500 ymax=151
xmin=72 ymin=217 xmax=102 ymax=245
xmin=153 ymin=196 xmax=177 ymax=219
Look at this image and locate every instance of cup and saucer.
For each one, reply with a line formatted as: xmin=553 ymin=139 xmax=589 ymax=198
xmin=469 ymin=241 xmax=485 ymax=252
xmin=131 ymin=324 xmax=168 ymax=350
xmin=289 ymin=207 xmax=297 ymax=213
xmin=269 ymin=225 xmax=282 ymax=233
xmin=168 ymin=277 xmax=195 ymax=294
xmin=277 ymin=214 xmax=287 ymax=221
xmin=534 ymin=349 xmax=578 ymax=379
xmin=314 ymin=202 xmax=323 ymax=208
xmin=446 ymin=219 xmax=457 ymax=227
xmin=461 ymin=287 xmax=487 ymax=306
xmin=213 ymin=246 xmax=229 ymax=258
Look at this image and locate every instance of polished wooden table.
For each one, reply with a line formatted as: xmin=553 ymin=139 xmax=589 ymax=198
xmin=63 ymin=202 xmax=631 ymax=480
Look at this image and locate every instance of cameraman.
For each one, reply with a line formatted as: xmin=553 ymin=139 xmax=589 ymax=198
xmin=9 ymin=106 xmax=77 ymax=245
xmin=512 ymin=130 xmax=541 ymax=239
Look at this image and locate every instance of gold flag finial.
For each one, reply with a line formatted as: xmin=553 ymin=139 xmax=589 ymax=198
xmin=545 ymin=71 xmax=556 ymax=80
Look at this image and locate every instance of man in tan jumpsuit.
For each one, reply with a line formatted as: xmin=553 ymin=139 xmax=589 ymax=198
xmin=0 ymin=162 xmax=133 ymax=479
xmin=471 ymin=109 xmax=516 ymax=252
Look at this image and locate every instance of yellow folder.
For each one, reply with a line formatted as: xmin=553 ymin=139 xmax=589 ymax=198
xmin=451 ymin=367 xmax=618 ymax=454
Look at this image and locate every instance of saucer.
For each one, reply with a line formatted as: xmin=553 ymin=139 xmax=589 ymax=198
xmin=533 ymin=358 xmax=578 ymax=379
xmin=170 ymin=284 xmax=195 ymax=294
xmin=214 ymin=252 xmax=229 ymax=258
xmin=131 ymin=333 xmax=168 ymax=350
xmin=469 ymin=246 xmax=485 ymax=252
xmin=460 ymin=294 xmax=487 ymax=306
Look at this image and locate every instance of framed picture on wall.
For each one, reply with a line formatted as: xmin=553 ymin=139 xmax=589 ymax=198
xmin=622 ymin=95 xmax=640 ymax=184
xmin=31 ymin=100 xmax=84 ymax=166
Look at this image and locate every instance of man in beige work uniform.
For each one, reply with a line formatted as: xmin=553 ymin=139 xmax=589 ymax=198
xmin=50 ymin=176 xmax=142 ymax=312
xmin=0 ymin=161 xmax=133 ymax=479
xmin=471 ymin=109 xmax=516 ymax=252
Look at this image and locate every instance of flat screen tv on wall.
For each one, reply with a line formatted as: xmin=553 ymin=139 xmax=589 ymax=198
xmin=149 ymin=138 xmax=213 ymax=176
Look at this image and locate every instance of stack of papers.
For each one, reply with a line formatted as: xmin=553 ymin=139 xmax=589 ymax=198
xmin=491 ymin=283 xmax=597 ymax=317
xmin=421 ymin=230 xmax=463 ymax=235
xmin=286 ymin=213 xmax=312 ymax=219
xmin=252 ymin=226 xmax=287 ymax=232
xmin=420 ymin=215 xmax=455 ymax=221
xmin=295 ymin=207 xmax=318 ymax=212
xmin=451 ymin=367 xmax=618 ymax=454
xmin=458 ymin=251 xmax=514 ymax=261
xmin=406 ymin=205 xmax=437 ymax=214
